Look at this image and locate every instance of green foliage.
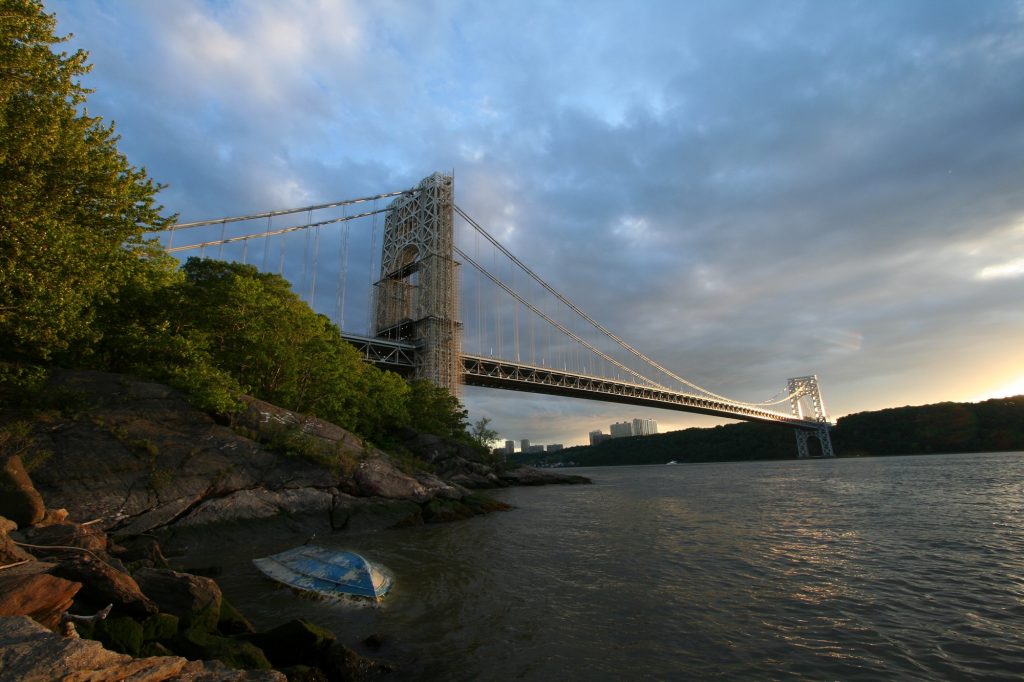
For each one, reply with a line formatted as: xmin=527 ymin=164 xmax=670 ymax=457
xmin=832 ymin=396 xmax=1024 ymax=456
xmin=525 ymin=395 xmax=1024 ymax=467
xmin=406 ymin=380 xmax=469 ymax=439
xmin=0 ymin=363 xmax=48 ymax=408
xmin=0 ymin=1 xmax=172 ymax=362
xmin=469 ymin=416 xmax=499 ymax=450
xmin=0 ymin=5 xmax=472 ymax=447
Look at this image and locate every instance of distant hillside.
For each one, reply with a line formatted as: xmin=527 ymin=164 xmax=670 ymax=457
xmin=516 ymin=395 xmax=1024 ymax=467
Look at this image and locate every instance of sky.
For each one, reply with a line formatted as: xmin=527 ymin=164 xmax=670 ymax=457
xmin=50 ymin=0 xmax=1024 ymax=447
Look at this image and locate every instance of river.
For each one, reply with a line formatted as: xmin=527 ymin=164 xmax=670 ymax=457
xmin=194 ymin=452 xmax=1024 ymax=680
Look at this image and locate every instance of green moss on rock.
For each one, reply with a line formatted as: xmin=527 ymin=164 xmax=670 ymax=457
xmin=422 ymin=498 xmax=474 ymax=523
xmin=218 ymin=596 xmax=255 ymax=635
xmin=460 ymin=494 xmax=512 ymax=514
xmin=93 ymin=615 xmax=144 ymax=657
xmin=245 ymin=618 xmax=336 ymax=669
xmin=174 ymin=627 xmax=273 ymax=670
xmin=142 ymin=612 xmax=179 ymax=641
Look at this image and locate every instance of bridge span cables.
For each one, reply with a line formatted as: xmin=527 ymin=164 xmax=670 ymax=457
xmin=454 ymin=204 xmax=797 ymax=409
xmin=161 ymin=189 xmax=418 ymax=254
xmin=454 ymin=244 xmax=670 ymax=391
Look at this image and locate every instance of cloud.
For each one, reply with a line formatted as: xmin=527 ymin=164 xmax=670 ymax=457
xmin=50 ymin=0 xmax=1024 ymax=445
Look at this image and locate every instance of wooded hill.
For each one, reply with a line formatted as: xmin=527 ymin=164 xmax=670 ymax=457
xmin=517 ymin=395 xmax=1024 ymax=467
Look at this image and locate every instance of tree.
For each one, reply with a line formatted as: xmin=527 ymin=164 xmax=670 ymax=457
xmin=406 ymin=379 xmax=469 ymax=440
xmin=469 ymin=417 xmax=499 ymax=451
xmin=0 ymin=0 xmax=170 ymax=362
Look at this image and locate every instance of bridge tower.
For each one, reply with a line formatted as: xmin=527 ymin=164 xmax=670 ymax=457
xmin=372 ymin=173 xmax=462 ymax=394
xmin=787 ymin=375 xmax=835 ymax=458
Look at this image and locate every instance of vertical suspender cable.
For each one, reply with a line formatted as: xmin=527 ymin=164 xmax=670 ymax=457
xmin=493 ymin=240 xmax=500 ymax=358
xmin=367 ymin=198 xmax=379 ymax=334
xmin=218 ymin=222 xmax=226 ymax=259
xmin=513 ymin=261 xmax=520 ymax=362
xmin=301 ymin=217 xmax=311 ymax=303
xmin=336 ymin=204 xmax=348 ymax=329
xmin=262 ymin=216 xmax=271 ymax=270
xmin=475 ymin=229 xmax=482 ymax=355
xmin=278 ymin=231 xmax=285 ymax=275
xmin=310 ymin=210 xmax=320 ymax=305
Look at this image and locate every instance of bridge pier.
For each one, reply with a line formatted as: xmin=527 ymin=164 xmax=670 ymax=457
xmin=788 ymin=375 xmax=835 ymax=458
xmin=794 ymin=424 xmax=835 ymax=458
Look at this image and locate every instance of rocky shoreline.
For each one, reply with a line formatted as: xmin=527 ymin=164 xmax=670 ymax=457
xmin=0 ymin=370 xmax=589 ymax=680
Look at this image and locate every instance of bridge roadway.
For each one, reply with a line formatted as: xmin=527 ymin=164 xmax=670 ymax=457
xmin=341 ymin=334 xmax=820 ymax=429
xmin=461 ymin=354 xmax=819 ymax=428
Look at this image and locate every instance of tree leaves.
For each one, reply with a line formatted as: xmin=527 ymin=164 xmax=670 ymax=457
xmin=0 ymin=0 xmax=170 ymax=361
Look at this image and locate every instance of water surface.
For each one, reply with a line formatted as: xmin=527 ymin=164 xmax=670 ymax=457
xmin=192 ymin=452 xmax=1024 ymax=680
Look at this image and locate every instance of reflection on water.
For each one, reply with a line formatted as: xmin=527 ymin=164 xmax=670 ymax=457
xmin=184 ymin=452 xmax=1024 ymax=680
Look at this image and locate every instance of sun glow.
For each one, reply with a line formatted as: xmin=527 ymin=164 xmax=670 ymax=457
xmin=975 ymin=374 xmax=1024 ymax=401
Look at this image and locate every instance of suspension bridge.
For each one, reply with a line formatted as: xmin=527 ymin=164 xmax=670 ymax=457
xmin=162 ymin=173 xmax=834 ymax=458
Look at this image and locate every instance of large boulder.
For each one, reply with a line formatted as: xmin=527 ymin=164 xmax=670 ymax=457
xmin=330 ymin=494 xmax=423 ymax=532
xmin=110 ymin=534 xmax=168 ymax=568
xmin=175 ymin=487 xmax=334 ymax=527
xmin=321 ymin=641 xmax=393 ymax=681
xmin=0 ymin=615 xmax=285 ymax=681
xmin=0 ymin=515 xmax=32 ymax=565
xmin=22 ymin=520 xmax=109 ymax=553
xmin=173 ymin=626 xmax=274 ymax=671
xmin=0 ymin=563 xmax=80 ymax=630
xmin=0 ymin=455 xmax=45 ymax=527
xmin=352 ymin=456 xmax=464 ymax=502
xmin=244 ymin=619 xmax=336 ymax=669
xmin=50 ymin=553 xmax=158 ymax=617
xmin=133 ymin=567 xmax=222 ymax=631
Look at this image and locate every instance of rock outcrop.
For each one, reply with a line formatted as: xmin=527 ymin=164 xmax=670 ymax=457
xmin=0 ymin=517 xmax=32 ymax=565
xmin=20 ymin=370 xmax=586 ymax=537
xmin=0 ymin=455 xmax=46 ymax=527
xmin=0 ymin=615 xmax=285 ymax=681
xmin=0 ymin=563 xmax=80 ymax=631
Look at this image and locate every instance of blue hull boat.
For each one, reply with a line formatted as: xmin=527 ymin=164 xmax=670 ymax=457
xmin=253 ymin=545 xmax=392 ymax=601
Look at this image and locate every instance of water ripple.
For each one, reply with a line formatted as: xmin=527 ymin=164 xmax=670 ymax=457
xmin=188 ymin=452 xmax=1024 ymax=680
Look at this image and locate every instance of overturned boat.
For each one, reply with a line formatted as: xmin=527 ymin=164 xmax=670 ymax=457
xmin=253 ymin=545 xmax=393 ymax=601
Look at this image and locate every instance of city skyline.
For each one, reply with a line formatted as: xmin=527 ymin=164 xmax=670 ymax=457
xmin=50 ymin=1 xmax=1024 ymax=446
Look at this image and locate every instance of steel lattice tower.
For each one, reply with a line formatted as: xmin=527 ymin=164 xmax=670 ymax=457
xmin=372 ymin=173 xmax=462 ymax=394
xmin=787 ymin=375 xmax=835 ymax=458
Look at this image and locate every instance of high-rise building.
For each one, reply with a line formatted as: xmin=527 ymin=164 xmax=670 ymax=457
xmin=504 ymin=440 xmax=515 ymax=454
xmin=589 ymin=430 xmax=609 ymax=446
xmin=521 ymin=439 xmax=530 ymax=452
xmin=610 ymin=421 xmax=634 ymax=438
xmin=547 ymin=444 xmax=563 ymax=452
xmin=632 ymin=418 xmax=658 ymax=436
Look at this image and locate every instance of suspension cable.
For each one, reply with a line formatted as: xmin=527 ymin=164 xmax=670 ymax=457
xmin=166 ymin=189 xmax=416 ymax=230
xmin=164 ymin=204 xmax=395 ymax=253
xmin=454 ymin=204 xmax=796 ymax=407
xmin=455 ymin=245 xmax=667 ymax=390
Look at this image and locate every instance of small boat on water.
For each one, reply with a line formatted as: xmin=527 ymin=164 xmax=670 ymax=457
xmin=666 ymin=460 xmax=679 ymax=465
xmin=253 ymin=545 xmax=392 ymax=601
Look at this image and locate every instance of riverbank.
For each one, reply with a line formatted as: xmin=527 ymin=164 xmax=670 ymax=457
xmin=0 ymin=369 xmax=589 ymax=679
xmin=518 ymin=394 xmax=1024 ymax=467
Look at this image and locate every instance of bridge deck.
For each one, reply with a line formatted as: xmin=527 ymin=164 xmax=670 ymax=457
xmin=461 ymin=354 xmax=820 ymax=429
xmin=339 ymin=336 xmax=821 ymax=429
